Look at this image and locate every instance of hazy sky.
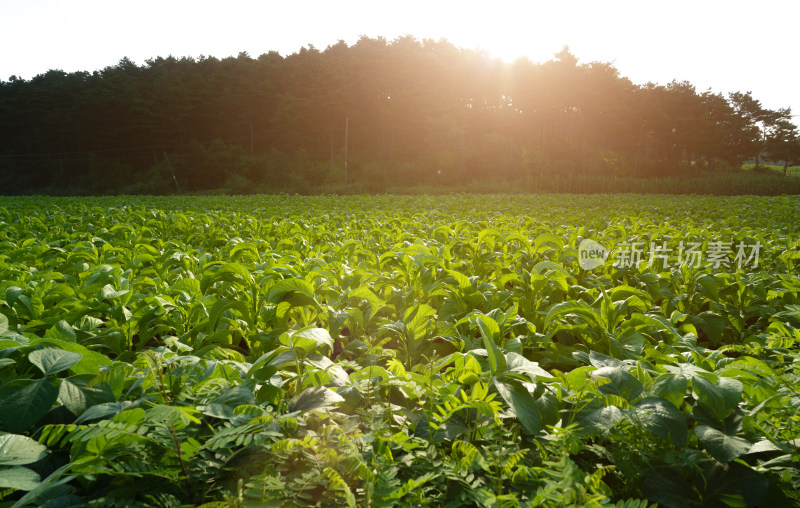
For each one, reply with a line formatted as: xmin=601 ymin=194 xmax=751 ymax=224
xmin=1 ymin=0 xmax=797 ymax=116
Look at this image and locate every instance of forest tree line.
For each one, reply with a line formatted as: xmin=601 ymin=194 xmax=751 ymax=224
xmin=1 ymin=36 xmax=799 ymax=195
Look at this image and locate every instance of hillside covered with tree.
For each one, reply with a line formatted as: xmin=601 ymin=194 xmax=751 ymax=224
xmin=0 ymin=36 xmax=798 ymax=195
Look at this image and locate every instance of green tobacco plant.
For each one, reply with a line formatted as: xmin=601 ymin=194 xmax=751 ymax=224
xmin=0 ymin=194 xmax=798 ymax=506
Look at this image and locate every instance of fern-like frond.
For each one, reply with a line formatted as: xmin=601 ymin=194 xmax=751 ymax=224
xmin=202 ymin=422 xmax=281 ymax=451
xmin=501 ymin=449 xmax=528 ymax=476
xmin=452 ymin=440 xmax=487 ymax=471
xmin=323 ymin=467 xmax=356 ymax=508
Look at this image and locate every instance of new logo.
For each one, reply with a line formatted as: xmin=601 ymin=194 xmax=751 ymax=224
xmin=578 ymin=239 xmax=609 ymax=270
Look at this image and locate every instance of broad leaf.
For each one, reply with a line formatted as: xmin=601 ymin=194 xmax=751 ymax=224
xmin=475 ymin=314 xmax=500 ymax=343
xmin=0 ymin=379 xmax=59 ymax=433
xmin=609 ymin=331 xmax=644 ymax=360
xmin=44 ymin=321 xmax=76 ymax=342
xmin=695 ymin=425 xmax=752 ymax=463
xmin=692 ymin=375 xmax=743 ymax=424
xmin=686 ymin=311 xmax=727 ymax=345
xmin=99 ymin=284 xmax=129 ymax=300
xmin=73 ymin=401 xmax=137 ymax=424
xmin=281 ymin=327 xmax=333 ymax=355
xmin=588 ymin=351 xmax=623 ymax=369
xmin=8 ymin=463 xmax=75 ymax=507
xmin=494 ymin=377 xmax=542 ymax=435
xmin=267 ymin=278 xmax=318 ymax=309
xmin=505 ymin=352 xmax=552 ymax=380
xmin=0 ymin=466 xmax=40 ymax=490
xmin=201 ymin=385 xmax=257 ymax=419
xmin=28 ymin=348 xmax=82 ymax=376
xmin=56 ymin=377 xmax=116 ymax=417
xmin=576 ymin=405 xmax=625 ymax=435
xmin=592 ymin=366 xmax=643 ymax=402
xmin=477 ymin=315 xmax=505 ymax=374
xmin=349 ymin=365 xmax=391 ymax=383
xmin=404 ymin=304 xmax=436 ymax=343
xmin=633 ymin=397 xmax=687 ymax=447
xmin=304 ymin=353 xmax=350 ymax=386
xmin=645 ymin=459 xmax=771 ymax=508
xmin=29 ymin=339 xmax=110 ymax=376
xmin=457 ymin=353 xmax=482 ymax=385
xmin=289 ymin=386 xmax=344 ymax=412
xmin=0 ymin=434 xmax=48 ymax=465
xmin=201 ymin=262 xmax=254 ymax=293
xmin=650 ymin=373 xmax=689 ymax=409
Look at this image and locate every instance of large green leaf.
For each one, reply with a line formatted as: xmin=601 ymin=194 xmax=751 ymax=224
xmin=280 ymin=326 xmax=333 ymax=355
xmin=588 ymin=351 xmax=624 ymax=369
xmin=201 ymin=262 xmax=255 ymax=293
xmin=207 ymin=297 xmax=249 ymax=331
xmin=0 ymin=434 xmax=48 ymax=465
xmin=267 ymin=278 xmax=318 ymax=308
xmin=643 ymin=459 xmax=772 ymax=508
xmin=8 ymin=463 xmax=75 ymax=507
xmin=201 ymin=385 xmax=257 ymax=419
xmin=289 ymin=386 xmax=344 ymax=412
xmin=592 ymin=366 xmax=643 ymax=402
xmin=28 ymin=339 xmax=110 ymax=376
xmin=0 ymin=466 xmax=40 ymax=491
xmin=692 ymin=375 xmax=743 ymax=424
xmin=457 ymin=353 xmax=482 ymax=385
xmin=650 ymin=373 xmax=689 ymax=409
xmin=304 ymin=353 xmax=350 ymax=386
xmin=535 ymin=391 xmax=560 ymax=427
xmin=695 ymin=425 xmax=752 ymax=463
xmin=170 ymin=277 xmax=201 ymax=295
xmin=505 ymin=353 xmax=551 ymax=381
xmin=494 ymin=376 xmax=542 ymax=435
xmin=99 ymin=283 xmax=130 ymax=300
xmin=686 ymin=311 xmax=727 ymax=345
xmin=404 ymin=304 xmax=437 ymax=343
xmin=608 ymin=331 xmax=644 ymax=360
xmin=477 ymin=315 xmax=505 ymax=374
xmin=0 ymin=313 xmax=8 ymax=334
xmin=73 ymin=401 xmax=137 ymax=424
xmin=633 ymin=397 xmax=687 ymax=447
xmin=56 ymin=377 xmax=116 ymax=417
xmin=628 ymin=312 xmax=683 ymax=342
xmin=28 ymin=348 xmax=82 ymax=376
xmin=0 ymin=379 xmax=59 ymax=433
xmin=347 ymin=285 xmax=385 ymax=311
xmin=475 ymin=314 xmax=500 ymax=343
xmin=44 ymin=321 xmax=76 ymax=342
xmin=576 ymin=405 xmax=625 ymax=435
xmin=543 ymin=301 xmax=604 ymax=334
xmin=349 ymin=365 xmax=391 ymax=383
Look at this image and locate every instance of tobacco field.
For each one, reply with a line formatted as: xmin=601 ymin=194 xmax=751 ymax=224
xmin=0 ymin=194 xmax=799 ymax=507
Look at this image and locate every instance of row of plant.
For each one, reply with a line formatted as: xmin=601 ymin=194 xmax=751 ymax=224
xmin=0 ymin=194 xmax=798 ymax=506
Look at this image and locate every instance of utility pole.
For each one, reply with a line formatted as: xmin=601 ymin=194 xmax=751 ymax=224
xmin=164 ymin=152 xmax=182 ymax=195
xmin=344 ymin=117 xmax=349 ymax=193
xmin=330 ymin=132 xmax=335 ymax=173
xmin=249 ymin=120 xmax=254 ymax=156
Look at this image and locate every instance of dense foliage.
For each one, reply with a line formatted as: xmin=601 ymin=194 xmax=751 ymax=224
xmin=1 ymin=38 xmax=799 ymax=194
xmin=0 ymin=194 xmax=799 ymax=507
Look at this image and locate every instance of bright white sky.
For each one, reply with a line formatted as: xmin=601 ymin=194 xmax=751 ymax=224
xmin=1 ymin=0 xmax=798 ymax=117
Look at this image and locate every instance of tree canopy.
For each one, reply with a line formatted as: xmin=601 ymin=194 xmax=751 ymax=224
xmin=0 ymin=37 xmax=797 ymax=194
